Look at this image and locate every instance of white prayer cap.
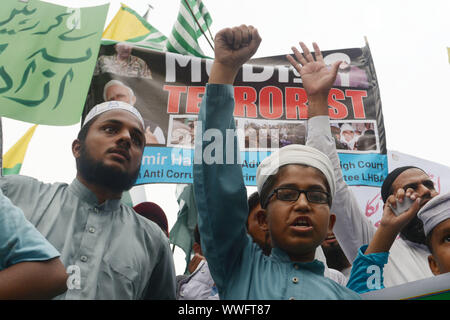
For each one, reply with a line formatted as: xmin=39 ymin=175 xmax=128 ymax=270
xmin=418 ymin=192 xmax=450 ymax=237
xmin=82 ymin=100 xmax=145 ymax=129
xmin=103 ymin=79 xmax=135 ymax=102
xmin=256 ymin=144 xmax=336 ymax=200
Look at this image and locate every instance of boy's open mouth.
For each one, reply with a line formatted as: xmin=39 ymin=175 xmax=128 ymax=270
xmin=290 ymin=216 xmax=313 ymax=232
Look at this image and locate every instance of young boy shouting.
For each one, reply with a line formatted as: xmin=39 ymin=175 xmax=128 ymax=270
xmin=193 ymin=25 xmax=360 ymax=300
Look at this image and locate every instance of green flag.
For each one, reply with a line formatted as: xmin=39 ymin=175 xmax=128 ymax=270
xmin=166 ymin=0 xmax=213 ymax=57
xmin=0 ymin=0 xmax=108 ymax=125
xmin=169 ymin=184 xmax=198 ymax=272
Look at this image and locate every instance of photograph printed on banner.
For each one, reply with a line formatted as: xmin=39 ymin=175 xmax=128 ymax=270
xmin=167 ymin=115 xmax=198 ymax=148
xmin=331 ymin=120 xmax=379 ymax=153
xmin=235 ymin=118 xmax=306 ymax=151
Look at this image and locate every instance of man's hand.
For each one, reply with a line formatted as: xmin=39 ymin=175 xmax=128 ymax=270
xmin=209 ymin=25 xmax=261 ymax=84
xmin=286 ymin=42 xmax=341 ymax=117
xmin=365 ymin=193 xmax=421 ymax=255
xmin=381 ymin=193 xmax=421 ymax=234
xmin=187 ymin=253 xmax=205 ymax=274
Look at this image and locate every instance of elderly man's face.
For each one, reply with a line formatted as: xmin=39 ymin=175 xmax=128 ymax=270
xmin=106 ymin=84 xmax=136 ymax=105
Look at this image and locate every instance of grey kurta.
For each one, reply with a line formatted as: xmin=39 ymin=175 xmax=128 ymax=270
xmin=0 ymin=175 xmax=176 ymax=300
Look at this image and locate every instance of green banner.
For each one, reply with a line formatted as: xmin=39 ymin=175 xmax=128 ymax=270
xmin=0 ymin=0 xmax=108 ymax=125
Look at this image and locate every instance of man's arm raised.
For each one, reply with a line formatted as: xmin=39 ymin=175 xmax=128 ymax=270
xmin=286 ymin=42 xmax=376 ymax=263
xmin=208 ymin=25 xmax=261 ymax=84
xmin=194 ymin=25 xmax=261 ymax=293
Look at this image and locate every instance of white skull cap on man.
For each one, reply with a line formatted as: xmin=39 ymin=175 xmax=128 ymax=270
xmin=417 ymin=191 xmax=450 ymax=237
xmin=82 ymin=100 xmax=145 ymax=129
xmin=256 ymin=144 xmax=336 ymax=200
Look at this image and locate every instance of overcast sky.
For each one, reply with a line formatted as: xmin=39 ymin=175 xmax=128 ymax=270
xmin=2 ymin=0 xmax=450 ymax=273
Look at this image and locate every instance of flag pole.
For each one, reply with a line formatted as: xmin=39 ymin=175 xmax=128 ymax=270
xmin=206 ymin=25 xmax=214 ymax=44
xmin=183 ymin=0 xmax=214 ymax=52
xmin=0 ymin=117 xmax=3 ymax=177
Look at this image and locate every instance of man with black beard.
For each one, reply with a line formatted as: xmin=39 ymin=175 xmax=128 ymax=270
xmin=0 ymin=101 xmax=176 ymax=299
xmin=321 ymin=231 xmax=352 ymax=280
xmin=302 ymin=89 xmax=438 ymax=286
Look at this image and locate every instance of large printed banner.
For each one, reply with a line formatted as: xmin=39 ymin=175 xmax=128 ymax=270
xmin=84 ymin=43 xmax=387 ymax=187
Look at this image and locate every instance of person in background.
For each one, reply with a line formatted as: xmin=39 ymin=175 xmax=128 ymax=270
xmin=321 ymin=229 xmax=352 ymax=279
xmin=346 ymin=186 xmax=422 ymax=293
xmin=0 ymin=189 xmax=67 ymax=299
xmin=336 ymin=182 xmax=449 ymax=294
xmin=176 ymin=225 xmax=219 ymax=300
xmin=247 ymin=191 xmax=271 ymax=256
xmin=289 ymin=40 xmax=439 ymax=288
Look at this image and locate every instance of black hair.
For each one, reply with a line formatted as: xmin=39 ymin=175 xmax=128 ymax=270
xmin=248 ymin=191 xmax=260 ymax=214
xmin=260 ymin=174 xmax=280 ymax=209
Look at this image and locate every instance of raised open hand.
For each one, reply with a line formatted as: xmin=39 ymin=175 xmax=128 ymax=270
xmin=287 ymin=42 xmax=341 ymax=98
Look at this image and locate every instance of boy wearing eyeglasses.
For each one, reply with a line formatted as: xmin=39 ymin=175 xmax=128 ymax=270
xmin=193 ymin=25 xmax=360 ymax=299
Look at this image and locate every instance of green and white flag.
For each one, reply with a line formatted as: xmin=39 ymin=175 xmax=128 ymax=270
xmin=166 ymin=0 xmax=212 ymax=57
xmin=169 ymin=184 xmax=199 ymax=272
xmin=0 ymin=0 xmax=108 ymax=125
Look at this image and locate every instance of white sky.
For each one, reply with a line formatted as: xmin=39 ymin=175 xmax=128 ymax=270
xmin=2 ymin=0 xmax=450 ymax=273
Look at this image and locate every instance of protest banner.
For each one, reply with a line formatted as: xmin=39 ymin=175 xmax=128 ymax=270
xmin=0 ymin=0 xmax=108 ymax=125
xmin=84 ymin=42 xmax=387 ymax=187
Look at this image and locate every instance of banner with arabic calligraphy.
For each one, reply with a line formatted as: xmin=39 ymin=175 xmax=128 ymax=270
xmin=85 ymin=43 xmax=388 ymax=187
xmin=0 ymin=0 xmax=108 ymax=125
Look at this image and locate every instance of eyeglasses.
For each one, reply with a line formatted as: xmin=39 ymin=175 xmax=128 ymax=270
xmin=264 ymin=187 xmax=330 ymax=208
